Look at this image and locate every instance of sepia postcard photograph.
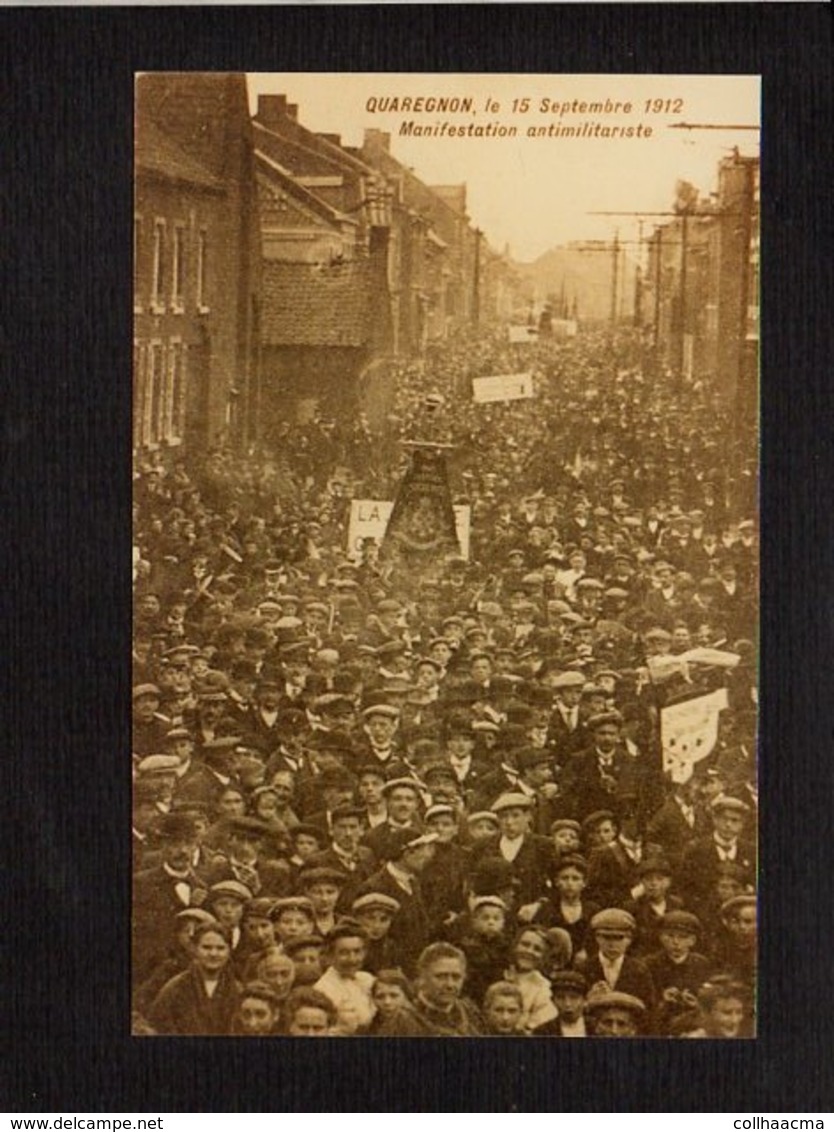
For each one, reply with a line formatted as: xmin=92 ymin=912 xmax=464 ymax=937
xmin=131 ymin=70 xmax=760 ymax=1041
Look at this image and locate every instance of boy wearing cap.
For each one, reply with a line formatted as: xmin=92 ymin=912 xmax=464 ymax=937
xmin=527 ymin=854 xmax=599 ymax=959
xmin=455 ymin=895 xmax=513 ymax=1005
xmin=466 ymin=810 xmax=501 ymax=845
xmin=419 ymin=803 xmax=470 ymax=932
xmin=533 ymin=970 xmax=589 ymax=1037
xmin=351 ymin=893 xmax=401 ymax=973
xmin=711 ymin=894 xmax=757 ymax=987
xmin=582 ymin=908 xmax=656 ymax=1018
xmin=645 ymin=911 xmax=712 ymax=1034
xmin=203 ymin=881 xmax=253 ymax=954
xmin=624 ymin=857 xmax=684 ymax=957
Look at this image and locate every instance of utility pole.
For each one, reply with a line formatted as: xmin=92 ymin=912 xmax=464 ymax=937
xmin=633 ymin=220 xmax=644 ymax=327
xmin=572 ymin=235 xmax=644 ymax=330
xmin=677 ymin=208 xmax=690 ymax=384
xmin=610 ymin=230 xmax=620 ymax=329
xmin=653 ymin=226 xmax=663 ymax=355
xmin=472 ymin=227 xmax=482 ymax=329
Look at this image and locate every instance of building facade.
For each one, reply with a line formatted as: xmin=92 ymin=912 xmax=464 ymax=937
xmin=134 ymin=73 xmax=261 ymax=462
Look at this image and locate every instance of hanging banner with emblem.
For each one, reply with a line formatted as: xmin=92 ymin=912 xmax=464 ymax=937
xmin=472 ymin=372 xmax=534 ymax=404
xmin=381 ymin=447 xmax=461 ymax=572
xmin=660 ymin=687 xmax=729 ymax=783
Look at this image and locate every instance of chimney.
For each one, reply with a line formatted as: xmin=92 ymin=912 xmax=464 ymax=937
xmin=364 ymin=129 xmax=390 ymax=153
xmin=317 ymin=133 xmax=342 ymax=147
xmin=257 ymin=94 xmax=288 ymax=127
xmin=287 ymin=104 xmax=299 ymax=121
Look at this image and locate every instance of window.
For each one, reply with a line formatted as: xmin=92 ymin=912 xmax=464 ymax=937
xmin=133 ymin=216 xmax=143 ymax=311
xmin=146 ymin=342 xmax=165 ymax=443
xmin=168 ymin=340 xmax=186 ymax=442
xmin=171 ymin=224 xmax=186 ymax=311
xmin=133 ymin=342 xmax=146 ymax=449
xmin=196 ymin=228 xmax=209 ymax=311
xmin=151 ymin=219 xmax=166 ymax=312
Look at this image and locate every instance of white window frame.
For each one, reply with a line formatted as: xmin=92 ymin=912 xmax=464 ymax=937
xmin=166 ymin=338 xmax=185 ymax=445
xmin=133 ymin=214 xmax=143 ymax=313
xmin=133 ymin=341 xmax=146 ymax=449
xmin=151 ymin=218 xmax=166 ymax=314
xmin=171 ymin=223 xmax=186 ymax=313
xmin=145 ymin=340 xmax=165 ymax=446
xmin=196 ymin=227 xmax=210 ymax=313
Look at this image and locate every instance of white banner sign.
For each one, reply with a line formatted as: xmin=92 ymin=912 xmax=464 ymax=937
xmin=508 ymin=325 xmax=539 ymax=344
xmin=347 ymin=500 xmax=470 ymax=561
xmin=472 ymin=372 xmax=534 ymax=404
xmin=660 ymin=687 xmax=729 ymax=783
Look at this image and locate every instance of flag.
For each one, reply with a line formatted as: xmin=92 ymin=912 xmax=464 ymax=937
xmin=660 ymin=688 xmax=729 ymax=783
xmin=382 ymin=447 xmax=460 ymax=572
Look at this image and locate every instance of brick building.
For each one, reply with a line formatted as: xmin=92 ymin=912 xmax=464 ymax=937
xmin=134 ymin=73 xmax=261 ymax=461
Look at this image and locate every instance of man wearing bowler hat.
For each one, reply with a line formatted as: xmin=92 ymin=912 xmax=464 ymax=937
xmin=132 ymin=811 xmax=208 ymax=986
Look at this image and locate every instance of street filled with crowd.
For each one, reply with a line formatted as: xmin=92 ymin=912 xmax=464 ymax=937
xmin=132 ymin=325 xmax=758 ymax=1038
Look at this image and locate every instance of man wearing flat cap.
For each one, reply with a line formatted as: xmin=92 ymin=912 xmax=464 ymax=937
xmin=547 ymin=670 xmax=587 ymax=762
xmin=469 ymin=793 xmax=554 ymax=906
xmin=363 ymin=777 xmax=424 ymax=862
xmin=560 ymin=710 xmax=657 ymax=822
xmin=585 ymin=988 xmax=648 ymax=1037
xmin=132 ymin=684 xmax=172 ymax=759
xmin=354 ymin=830 xmax=439 ymax=974
xmin=678 ymin=795 xmax=755 ymax=915
xmin=353 ymin=702 xmax=403 ymax=768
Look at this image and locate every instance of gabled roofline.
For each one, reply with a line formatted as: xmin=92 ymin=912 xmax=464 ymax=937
xmin=255 ymin=150 xmax=357 ymax=229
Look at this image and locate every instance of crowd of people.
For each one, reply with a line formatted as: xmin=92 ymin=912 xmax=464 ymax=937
xmin=132 ymin=324 xmax=758 ymax=1038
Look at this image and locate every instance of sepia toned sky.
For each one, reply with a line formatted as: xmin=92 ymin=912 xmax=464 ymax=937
xmin=247 ymin=72 xmax=760 ymax=262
